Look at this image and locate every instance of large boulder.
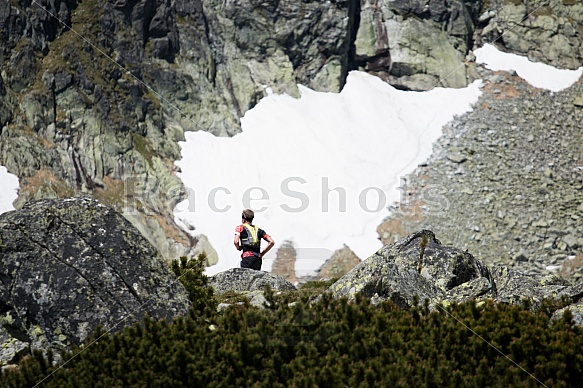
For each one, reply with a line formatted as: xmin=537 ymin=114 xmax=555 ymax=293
xmin=329 ymin=230 xmax=583 ymax=312
xmin=329 ymin=230 xmax=493 ymax=307
xmin=0 ymin=197 xmax=190 ymax=366
xmin=209 ymin=268 xmax=296 ymax=295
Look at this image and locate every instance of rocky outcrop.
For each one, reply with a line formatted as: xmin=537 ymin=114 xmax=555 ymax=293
xmin=168 ymin=0 xmax=360 ymax=137
xmin=330 ymin=231 xmax=583 ymax=312
xmin=0 ymin=0 xmax=198 ymax=262
xmin=209 ymin=268 xmax=296 ymax=295
xmin=330 ymin=230 xmax=493 ymax=307
xmin=356 ymin=0 xmax=583 ymax=91
xmin=2 ymin=0 xmax=583 ymax=272
xmin=355 ymin=0 xmax=483 ymax=90
xmin=316 ymin=245 xmax=362 ymax=280
xmin=0 ymin=197 xmax=190 ymax=366
xmin=490 ymin=266 xmax=581 ymax=310
xmin=479 ymin=0 xmax=583 ymax=70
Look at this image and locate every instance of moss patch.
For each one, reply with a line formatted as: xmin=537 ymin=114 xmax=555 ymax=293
xmin=132 ymin=133 xmax=154 ymax=166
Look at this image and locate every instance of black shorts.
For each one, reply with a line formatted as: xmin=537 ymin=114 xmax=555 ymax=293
xmin=241 ymin=255 xmax=262 ymax=270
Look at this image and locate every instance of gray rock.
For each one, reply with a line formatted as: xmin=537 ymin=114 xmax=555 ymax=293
xmin=0 ymin=197 xmax=190 ymax=365
xmin=444 ymin=277 xmax=493 ymax=304
xmin=480 ymin=1 xmax=583 ymax=70
xmin=248 ymin=290 xmax=270 ymax=308
xmin=209 ymin=268 xmax=296 ymax=295
xmin=447 ymin=153 xmax=468 ymax=164
xmin=513 ymin=249 xmax=529 ymax=262
xmin=330 ymin=231 xmax=583 ymax=313
xmin=490 ymin=267 xmax=583 ymax=311
xmin=551 ymin=302 xmax=583 ymax=327
xmin=329 ymin=231 xmax=493 ymax=308
xmin=355 ymin=0 xmax=480 ymax=90
xmin=0 ymin=326 xmax=28 ymax=367
xmin=563 ymin=234 xmax=578 ymax=249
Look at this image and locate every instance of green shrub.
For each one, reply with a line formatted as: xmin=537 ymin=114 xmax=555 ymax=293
xmin=3 ymin=294 xmax=583 ymax=387
xmin=170 ymin=253 xmax=217 ymax=318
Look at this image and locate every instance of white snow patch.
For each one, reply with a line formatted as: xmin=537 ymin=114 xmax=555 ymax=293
xmin=475 ymin=44 xmax=583 ymax=92
xmin=545 ymin=265 xmax=562 ymax=273
xmin=0 ymin=165 xmax=19 ymax=215
xmin=174 ymin=71 xmax=482 ymax=275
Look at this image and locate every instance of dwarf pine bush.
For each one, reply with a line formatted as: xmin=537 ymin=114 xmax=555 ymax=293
xmin=3 ymin=261 xmax=583 ymax=387
xmin=170 ymin=254 xmax=217 ymax=318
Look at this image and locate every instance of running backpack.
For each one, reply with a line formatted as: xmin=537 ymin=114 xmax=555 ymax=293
xmin=241 ymin=224 xmax=260 ymax=248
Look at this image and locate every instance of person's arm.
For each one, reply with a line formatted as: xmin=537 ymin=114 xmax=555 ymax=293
xmin=234 ymin=232 xmax=242 ymax=251
xmin=260 ymin=235 xmax=275 ymax=258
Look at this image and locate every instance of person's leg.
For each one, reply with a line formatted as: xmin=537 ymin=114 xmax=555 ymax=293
xmin=250 ymin=257 xmax=262 ymax=270
xmin=241 ymin=256 xmax=254 ymax=269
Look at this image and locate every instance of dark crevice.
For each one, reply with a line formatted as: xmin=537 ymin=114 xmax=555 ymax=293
xmin=221 ymin=73 xmax=242 ymax=120
xmin=200 ymin=9 xmax=217 ymax=86
xmin=52 ymin=213 xmax=142 ymax=302
xmin=2 ymin=322 xmax=31 ymax=344
xmin=343 ymin=0 xmax=361 ymax=87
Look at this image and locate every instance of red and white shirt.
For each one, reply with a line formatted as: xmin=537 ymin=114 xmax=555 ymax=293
xmin=235 ymin=224 xmax=271 ymax=258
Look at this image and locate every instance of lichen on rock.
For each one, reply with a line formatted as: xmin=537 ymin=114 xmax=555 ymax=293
xmin=0 ymin=197 xmax=190 ymax=366
xmin=329 ymin=230 xmax=583 ymax=315
xmin=209 ymin=267 xmax=296 ymax=295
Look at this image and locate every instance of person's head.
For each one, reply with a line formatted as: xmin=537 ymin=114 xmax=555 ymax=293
xmin=242 ymin=209 xmax=254 ymax=223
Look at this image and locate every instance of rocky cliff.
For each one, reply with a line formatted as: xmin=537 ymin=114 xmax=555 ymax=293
xmin=1 ymin=0 xmax=582 ymax=267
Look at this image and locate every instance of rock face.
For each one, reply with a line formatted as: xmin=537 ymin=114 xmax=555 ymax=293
xmin=479 ymin=0 xmax=583 ymax=70
xmin=330 ymin=231 xmax=583 ymax=312
xmin=356 ymin=0 xmax=483 ymax=90
xmin=0 ymin=197 xmax=190 ymax=366
xmin=2 ymin=0 xmax=583 ymax=270
xmin=209 ymin=268 xmax=296 ymax=295
xmin=316 ymin=245 xmax=362 ymax=280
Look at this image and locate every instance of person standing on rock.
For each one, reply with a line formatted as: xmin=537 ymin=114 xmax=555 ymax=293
xmin=234 ymin=209 xmax=275 ymax=270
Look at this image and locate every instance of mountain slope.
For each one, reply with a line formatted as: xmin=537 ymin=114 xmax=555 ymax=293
xmin=0 ymin=0 xmax=582 ymax=265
